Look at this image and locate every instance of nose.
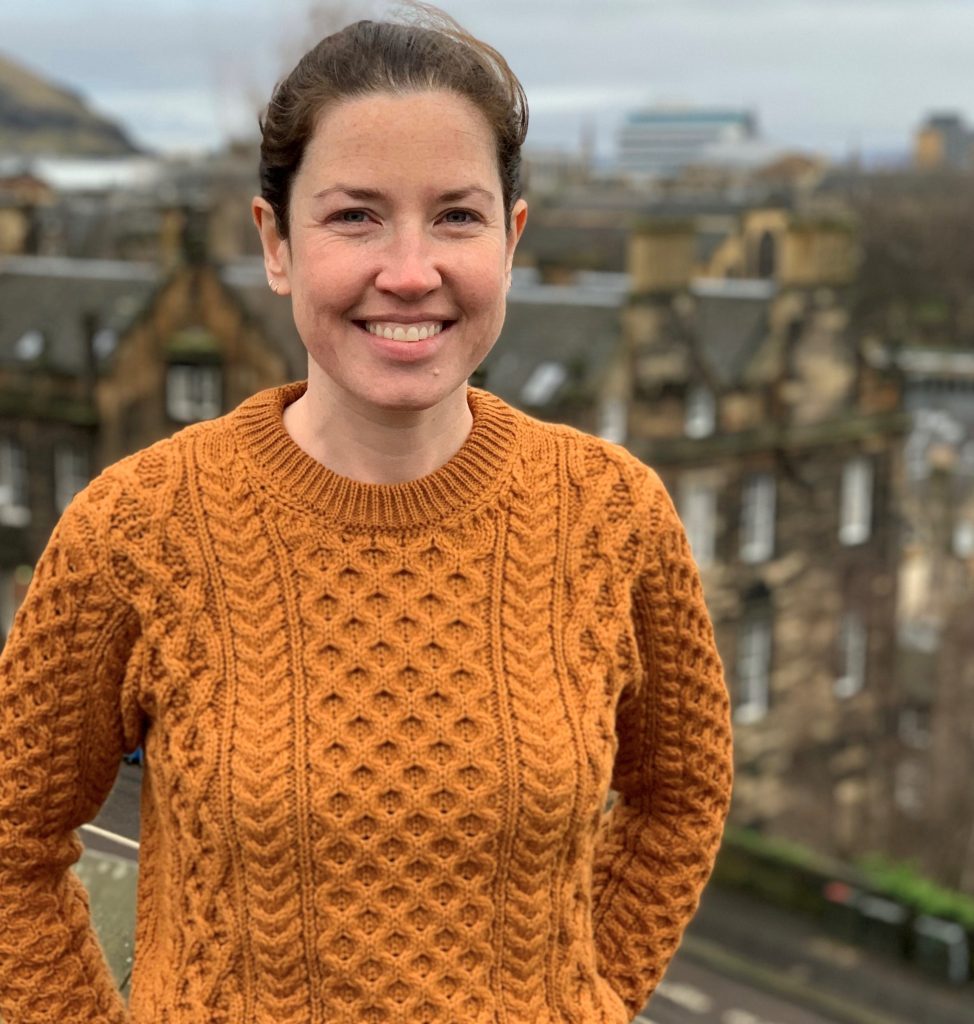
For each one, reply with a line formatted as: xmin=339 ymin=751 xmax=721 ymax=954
xmin=374 ymin=227 xmax=442 ymax=299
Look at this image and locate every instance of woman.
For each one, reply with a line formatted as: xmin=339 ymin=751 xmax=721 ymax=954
xmin=0 ymin=10 xmax=732 ymax=1023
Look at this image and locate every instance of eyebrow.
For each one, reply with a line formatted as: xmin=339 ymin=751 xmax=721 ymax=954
xmin=312 ymin=184 xmax=496 ymax=205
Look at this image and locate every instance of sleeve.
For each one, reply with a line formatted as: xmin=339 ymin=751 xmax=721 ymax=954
xmin=0 ymin=484 xmax=141 ymax=1023
xmin=590 ymin=490 xmax=734 ymax=1016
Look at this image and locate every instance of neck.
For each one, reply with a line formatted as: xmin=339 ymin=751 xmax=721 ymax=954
xmin=283 ymin=365 xmax=474 ymax=485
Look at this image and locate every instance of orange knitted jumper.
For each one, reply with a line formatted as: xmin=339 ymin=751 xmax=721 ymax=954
xmin=0 ymin=381 xmax=732 ymax=1024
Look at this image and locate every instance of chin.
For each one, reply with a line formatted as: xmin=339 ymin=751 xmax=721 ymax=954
xmin=355 ymin=377 xmax=464 ymax=414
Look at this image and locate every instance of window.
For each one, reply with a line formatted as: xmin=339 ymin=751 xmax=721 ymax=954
xmin=894 ymin=760 xmax=927 ymax=819
xmin=839 ymin=456 xmax=873 ymax=545
xmin=91 ymin=327 xmax=118 ymax=360
xmin=685 ymin=386 xmax=716 ymax=439
xmin=54 ymin=443 xmax=89 ymax=513
xmin=521 ymin=361 xmax=567 ymax=407
xmin=166 ymin=365 xmax=222 ymax=424
xmin=735 ymin=611 xmax=772 ymax=724
xmin=0 ymin=439 xmax=30 ymax=526
xmin=678 ymin=476 xmax=717 ymax=568
xmin=953 ymin=517 xmax=974 ymax=558
xmin=0 ymin=571 xmax=15 ymax=644
xmin=756 ymin=230 xmax=776 ymax=279
xmin=597 ymin=395 xmax=627 ymax=445
xmin=14 ymin=329 xmax=44 ymax=361
xmin=739 ymin=472 xmax=776 ymax=563
xmin=835 ymin=609 xmax=867 ymax=698
xmin=898 ymin=707 xmax=931 ymax=750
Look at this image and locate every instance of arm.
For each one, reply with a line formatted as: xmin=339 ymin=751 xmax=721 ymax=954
xmin=0 ymin=481 xmax=140 ymax=1023
xmin=591 ymin=490 xmax=733 ymax=1016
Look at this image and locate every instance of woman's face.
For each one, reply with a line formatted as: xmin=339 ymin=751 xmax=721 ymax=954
xmin=255 ymin=89 xmax=528 ymax=415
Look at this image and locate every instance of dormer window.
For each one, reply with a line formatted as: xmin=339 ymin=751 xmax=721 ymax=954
xmin=521 ymin=362 xmax=567 ymax=407
xmin=685 ymin=386 xmax=716 ymax=438
xmin=166 ymin=364 xmax=222 ymax=424
xmin=92 ymin=327 xmax=118 ymax=360
xmin=14 ymin=330 xmax=44 ymax=361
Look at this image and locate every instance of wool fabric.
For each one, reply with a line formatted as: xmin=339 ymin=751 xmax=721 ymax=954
xmin=0 ymin=381 xmax=733 ymax=1024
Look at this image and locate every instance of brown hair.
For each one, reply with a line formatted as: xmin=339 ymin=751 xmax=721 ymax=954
xmin=258 ymin=6 xmax=528 ymax=238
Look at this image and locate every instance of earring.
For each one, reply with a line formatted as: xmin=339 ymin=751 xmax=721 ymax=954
xmin=268 ymin=279 xmax=278 ymax=292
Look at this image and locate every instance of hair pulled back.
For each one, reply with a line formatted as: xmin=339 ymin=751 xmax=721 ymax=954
xmin=259 ymin=7 xmax=529 ymax=238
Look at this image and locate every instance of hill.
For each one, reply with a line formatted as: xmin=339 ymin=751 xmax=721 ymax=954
xmin=0 ymin=52 xmax=140 ymax=157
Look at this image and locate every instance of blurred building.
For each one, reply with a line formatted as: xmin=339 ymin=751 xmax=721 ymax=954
xmin=617 ymin=107 xmax=760 ymax=179
xmin=867 ymin=343 xmax=974 ymax=890
xmin=617 ymin=211 xmax=908 ymax=863
xmin=0 ymin=148 xmax=262 ymax=263
xmin=480 ymin=268 xmax=628 ymax=437
xmin=0 ymin=251 xmax=300 ymax=641
xmin=914 ymin=113 xmax=974 ymax=172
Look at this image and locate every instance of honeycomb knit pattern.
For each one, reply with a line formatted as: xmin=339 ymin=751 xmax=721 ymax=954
xmin=0 ymin=381 xmax=733 ymax=1024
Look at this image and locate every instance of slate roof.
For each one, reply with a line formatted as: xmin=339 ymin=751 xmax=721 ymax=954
xmin=481 ymin=278 xmax=625 ymax=409
xmin=688 ymin=279 xmax=775 ymax=387
xmin=520 ymin=221 xmax=629 ymax=272
xmin=220 ymin=261 xmax=306 ymax=379
xmin=0 ymin=256 xmax=160 ymax=375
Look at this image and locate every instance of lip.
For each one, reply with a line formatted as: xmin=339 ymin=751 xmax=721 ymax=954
xmin=355 ymin=320 xmax=452 ymax=363
xmin=355 ymin=314 xmax=456 ymax=325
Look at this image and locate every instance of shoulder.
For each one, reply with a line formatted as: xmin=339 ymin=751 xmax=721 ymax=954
xmin=67 ymin=410 xmax=235 ymax=537
xmin=499 ymin=396 xmax=673 ymax=523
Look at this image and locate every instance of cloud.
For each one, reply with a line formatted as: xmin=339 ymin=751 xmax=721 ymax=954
xmin=4 ymin=0 xmax=974 ymax=156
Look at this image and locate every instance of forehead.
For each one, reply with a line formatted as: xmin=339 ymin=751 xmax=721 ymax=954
xmin=300 ymin=90 xmax=501 ymax=194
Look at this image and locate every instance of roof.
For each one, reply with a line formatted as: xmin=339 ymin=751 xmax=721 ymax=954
xmin=480 ymin=285 xmax=624 ymax=409
xmin=220 ymin=261 xmax=306 ymax=379
xmin=0 ymin=256 xmax=161 ymax=374
xmin=691 ymin=288 xmax=773 ymax=387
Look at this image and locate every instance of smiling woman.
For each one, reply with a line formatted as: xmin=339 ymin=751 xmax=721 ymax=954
xmin=254 ymin=88 xmax=526 ymax=476
xmin=0 ymin=7 xmax=733 ymax=1024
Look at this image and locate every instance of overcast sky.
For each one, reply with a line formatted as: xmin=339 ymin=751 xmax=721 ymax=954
xmin=4 ymin=0 xmax=973 ymax=161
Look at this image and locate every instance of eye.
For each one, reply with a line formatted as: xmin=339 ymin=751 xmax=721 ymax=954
xmin=441 ymin=209 xmax=479 ymax=225
xmin=334 ymin=209 xmax=371 ymax=224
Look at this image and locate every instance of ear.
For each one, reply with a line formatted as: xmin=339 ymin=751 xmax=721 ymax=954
xmin=252 ymin=196 xmax=292 ymax=296
xmin=505 ymin=198 xmax=529 ymax=273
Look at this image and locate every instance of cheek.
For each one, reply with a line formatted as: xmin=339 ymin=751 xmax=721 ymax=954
xmin=456 ymin=247 xmax=509 ymax=310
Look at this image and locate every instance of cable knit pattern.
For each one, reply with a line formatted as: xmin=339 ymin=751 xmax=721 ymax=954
xmin=0 ymin=380 xmax=732 ymax=1024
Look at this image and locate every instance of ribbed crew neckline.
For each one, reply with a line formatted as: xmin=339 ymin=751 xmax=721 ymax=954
xmin=230 ymin=380 xmax=521 ymax=529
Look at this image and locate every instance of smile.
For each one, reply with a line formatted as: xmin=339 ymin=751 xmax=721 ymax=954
xmin=361 ymin=321 xmax=450 ymax=341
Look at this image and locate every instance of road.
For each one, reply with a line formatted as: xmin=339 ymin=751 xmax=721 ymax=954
xmin=643 ymin=959 xmax=840 ymax=1024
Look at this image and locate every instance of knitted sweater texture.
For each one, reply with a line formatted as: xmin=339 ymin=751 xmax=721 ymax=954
xmin=0 ymin=381 xmax=733 ymax=1024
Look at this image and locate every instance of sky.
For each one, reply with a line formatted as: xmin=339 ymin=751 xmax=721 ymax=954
xmin=4 ymin=0 xmax=974 ymax=162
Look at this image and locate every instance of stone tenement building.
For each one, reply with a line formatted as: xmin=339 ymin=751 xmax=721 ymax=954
xmin=615 ymin=210 xmax=910 ymax=864
xmin=0 ymin=255 xmax=298 ymax=639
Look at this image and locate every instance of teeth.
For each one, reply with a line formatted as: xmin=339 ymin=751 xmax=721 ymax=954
xmin=365 ymin=321 xmax=445 ymax=340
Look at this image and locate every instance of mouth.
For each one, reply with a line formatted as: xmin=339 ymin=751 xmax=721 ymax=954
xmin=356 ymin=320 xmax=455 ymax=341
